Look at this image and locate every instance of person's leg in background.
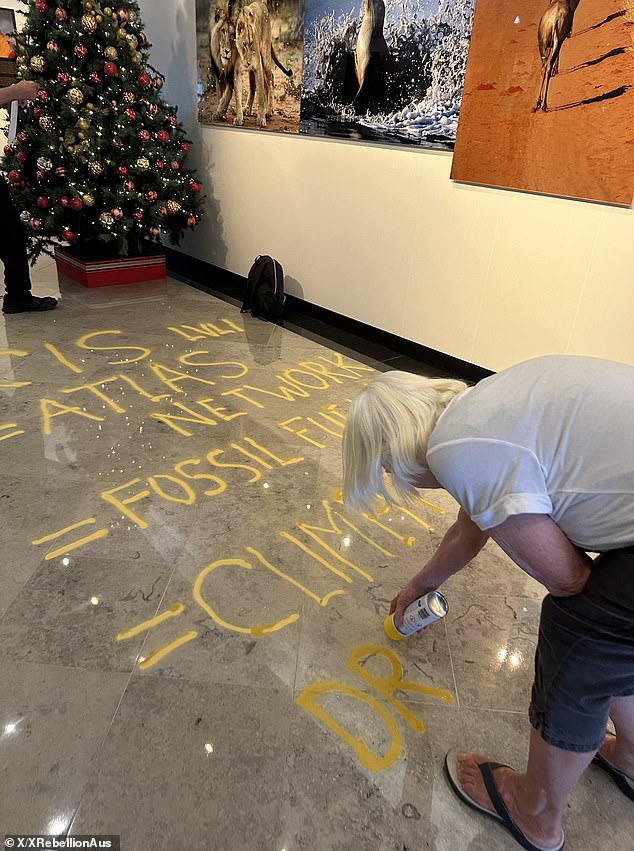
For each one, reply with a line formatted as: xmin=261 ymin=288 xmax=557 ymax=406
xmin=0 ymin=175 xmax=56 ymax=313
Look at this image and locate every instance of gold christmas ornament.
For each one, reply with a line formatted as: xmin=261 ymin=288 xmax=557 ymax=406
xmin=36 ymin=156 xmax=53 ymax=170
xmin=104 ymin=6 xmax=113 ymax=15
xmin=104 ymin=46 xmax=118 ymax=60
xmin=83 ymin=0 xmax=93 ymax=9
xmin=96 ymin=15 xmax=102 ymax=23
xmin=81 ymin=14 xmax=98 ymax=33
xmin=30 ymin=56 xmax=45 ymax=72
xmin=39 ymin=116 xmax=55 ymax=132
xmin=136 ymin=156 xmax=150 ymax=170
xmin=77 ymin=132 xmax=85 ymax=140
xmin=88 ymin=161 xmax=104 ymax=176
xmin=131 ymin=53 xmax=141 ymax=66
xmin=166 ymin=200 xmax=181 ymax=214
xmin=125 ymin=34 xmax=138 ymax=50
xmin=82 ymin=140 xmax=91 ymax=149
xmin=99 ymin=212 xmax=114 ymax=226
xmin=20 ymin=210 xmax=30 ymax=223
xmin=122 ymin=91 xmax=135 ymax=104
xmin=67 ymin=88 xmax=84 ymax=106
xmin=116 ymin=28 xmax=127 ymax=40
xmin=82 ymin=193 xmax=96 ymax=206
xmin=76 ymin=118 xmax=90 ymax=131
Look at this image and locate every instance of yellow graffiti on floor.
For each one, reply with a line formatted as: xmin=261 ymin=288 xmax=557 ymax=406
xmin=297 ymin=644 xmax=453 ymax=771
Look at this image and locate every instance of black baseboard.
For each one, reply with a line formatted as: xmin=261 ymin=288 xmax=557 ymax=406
xmin=164 ymin=247 xmax=493 ymax=384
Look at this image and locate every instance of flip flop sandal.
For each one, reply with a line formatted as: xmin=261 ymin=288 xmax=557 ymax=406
xmin=592 ymin=733 xmax=634 ymax=802
xmin=445 ymin=748 xmax=565 ymax=851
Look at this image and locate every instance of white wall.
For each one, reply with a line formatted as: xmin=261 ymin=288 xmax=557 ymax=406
xmin=141 ymin=0 xmax=634 ymax=372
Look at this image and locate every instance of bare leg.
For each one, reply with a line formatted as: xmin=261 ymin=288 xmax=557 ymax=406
xmin=457 ymin=727 xmax=596 ymax=847
xmin=599 ymin=694 xmax=634 ymax=776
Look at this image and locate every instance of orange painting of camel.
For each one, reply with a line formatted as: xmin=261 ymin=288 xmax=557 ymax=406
xmin=451 ymin=0 xmax=634 ymax=206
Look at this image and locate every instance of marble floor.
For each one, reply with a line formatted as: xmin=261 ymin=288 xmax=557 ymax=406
xmin=0 ymin=262 xmax=630 ymax=851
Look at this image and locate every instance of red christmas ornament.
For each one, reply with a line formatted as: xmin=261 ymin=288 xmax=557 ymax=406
xmin=37 ymin=89 xmax=49 ymax=102
xmin=36 ymin=170 xmax=45 ymax=181
xmin=7 ymin=170 xmax=21 ymax=185
xmin=180 ymin=142 xmax=190 ymax=153
xmin=56 ymin=72 xmax=70 ymax=85
xmin=148 ymin=104 xmax=159 ymax=115
xmin=35 ymin=0 xmax=48 ymax=12
xmin=117 ymin=166 xmax=127 ymax=176
xmin=133 ymin=211 xmax=143 ymax=222
xmin=36 ymin=196 xmax=49 ymax=209
xmin=124 ymin=108 xmax=136 ymax=120
xmin=70 ymin=197 xmax=83 ymax=211
xmin=54 ymin=7 xmax=67 ymax=22
xmin=149 ymin=226 xmax=160 ymax=238
xmin=137 ymin=73 xmax=151 ymax=88
xmin=138 ymin=129 xmax=151 ymax=142
xmin=62 ymin=228 xmax=74 ymax=240
xmin=46 ymin=41 xmax=59 ymax=54
xmin=111 ymin=207 xmax=123 ymax=220
xmin=146 ymin=190 xmax=158 ymax=202
xmin=155 ymin=160 xmax=165 ymax=170
xmin=33 ymin=107 xmax=42 ymax=118
xmin=158 ymin=207 xmax=167 ymax=217
xmin=153 ymin=76 xmax=163 ymax=89
xmin=17 ymin=132 xmax=27 ymax=142
xmin=104 ymin=62 xmax=118 ymax=77
xmin=74 ymin=44 xmax=88 ymax=59
xmin=55 ymin=166 xmax=65 ymax=176
xmin=168 ymin=115 xmax=177 ymax=126
xmin=116 ymin=8 xmax=128 ymax=23
xmin=187 ymin=215 xmax=196 ymax=228
xmin=122 ymin=180 xmax=135 ymax=191
xmin=60 ymin=196 xmax=69 ymax=207
xmin=89 ymin=72 xmax=101 ymax=84
xmin=190 ymin=181 xmax=201 ymax=193
xmin=156 ymin=129 xmax=169 ymax=143
xmin=16 ymin=151 xmax=27 ymax=164
xmin=170 ymin=161 xmax=180 ymax=171
xmin=3 ymin=144 xmax=11 ymax=155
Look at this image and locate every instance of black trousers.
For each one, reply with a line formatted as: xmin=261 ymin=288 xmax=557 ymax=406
xmin=0 ymin=175 xmax=31 ymax=297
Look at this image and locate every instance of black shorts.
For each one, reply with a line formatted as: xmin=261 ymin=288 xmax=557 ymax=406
xmin=529 ymin=546 xmax=634 ymax=753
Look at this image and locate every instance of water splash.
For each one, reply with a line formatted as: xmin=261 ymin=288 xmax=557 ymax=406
xmin=301 ymin=0 xmax=475 ymax=147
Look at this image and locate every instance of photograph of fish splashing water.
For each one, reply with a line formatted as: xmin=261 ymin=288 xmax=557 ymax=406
xmin=301 ymin=0 xmax=475 ymax=147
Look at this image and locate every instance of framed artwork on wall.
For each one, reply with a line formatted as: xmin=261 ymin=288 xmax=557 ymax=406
xmin=0 ymin=7 xmax=17 ymax=87
xmin=451 ymin=0 xmax=634 ymax=206
xmin=196 ymin=0 xmax=304 ymax=132
xmin=300 ymin=0 xmax=474 ymax=149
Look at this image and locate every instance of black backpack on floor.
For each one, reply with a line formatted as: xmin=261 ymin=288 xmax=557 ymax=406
xmin=241 ymin=255 xmax=286 ymax=321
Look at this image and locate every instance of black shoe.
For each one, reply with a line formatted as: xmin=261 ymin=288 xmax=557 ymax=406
xmin=3 ymin=295 xmax=58 ymax=314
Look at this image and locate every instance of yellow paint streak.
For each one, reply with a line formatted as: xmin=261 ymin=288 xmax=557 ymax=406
xmin=138 ymin=630 xmax=199 ymax=669
xmin=296 ymin=681 xmax=402 ymax=772
xmin=32 ymin=517 xmax=96 ymax=545
xmin=334 ymin=513 xmax=395 ymax=558
xmin=117 ymin=603 xmax=185 ymax=641
xmin=193 ymin=558 xmax=299 ymax=635
xmin=0 ymin=349 xmax=29 ymax=356
xmin=296 ymin=501 xmax=373 ymax=582
xmin=415 ymin=496 xmax=445 ymax=514
xmin=306 ymin=417 xmax=343 ymax=438
xmin=0 ymin=381 xmax=32 ymax=388
xmin=44 ymin=343 xmax=83 ymax=373
xmin=279 ymin=533 xmax=354 ymax=584
xmin=349 ymin=644 xmax=453 ymax=733
xmin=119 ymin=374 xmax=170 ymax=402
xmin=101 ymin=479 xmax=151 ymax=529
xmin=40 ymin=398 xmax=104 ymax=435
xmin=45 ymin=528 xmax=109 ymax=560
xmin=242 ymin=438 xmax=303 ymax=467
xmin=246 ymin=547 xmax=346 ymax=607
xmin=361 ymin=513 xmax=416 ymax=547
xmin=0 ymin=427 xmax=25 ymax=441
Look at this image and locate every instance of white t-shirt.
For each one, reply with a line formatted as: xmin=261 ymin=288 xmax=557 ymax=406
xmin=426 ymin=355 xmax=634 ymax=552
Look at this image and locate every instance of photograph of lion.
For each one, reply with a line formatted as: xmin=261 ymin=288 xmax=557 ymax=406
xmin=299 ymin=0 xmax=474 ymax=148
xmin=196 ymin=0 xmax=304 ymax=132
xmin=451 ymin=0 xmax=634 ymax=205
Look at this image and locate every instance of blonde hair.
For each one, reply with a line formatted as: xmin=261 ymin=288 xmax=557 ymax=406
xmin=342 ymin=370 xmax=467 ymax=513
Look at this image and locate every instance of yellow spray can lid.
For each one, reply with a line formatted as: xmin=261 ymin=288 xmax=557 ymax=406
xmin=383 ymin=614 xmax=405 ymax=641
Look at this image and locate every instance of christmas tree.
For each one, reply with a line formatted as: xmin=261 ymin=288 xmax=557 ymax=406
xmin=2 ymin=0 xmax=204 ymax=260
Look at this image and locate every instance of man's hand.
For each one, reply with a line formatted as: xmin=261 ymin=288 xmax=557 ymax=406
xmin=13 ymin=79 xmax=39 ymax=104
xmin=390 ymin=574 xmax=439 ymax=627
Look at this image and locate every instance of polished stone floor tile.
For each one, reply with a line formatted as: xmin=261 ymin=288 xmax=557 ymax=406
xmin=0 ymin=660 xmax=128 ymax=836
xmin=69 ymin=675 xmax=291 ymax=850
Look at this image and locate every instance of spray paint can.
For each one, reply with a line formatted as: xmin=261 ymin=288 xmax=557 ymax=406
xmin=383 ymin=591 xmax=448 ymax=640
